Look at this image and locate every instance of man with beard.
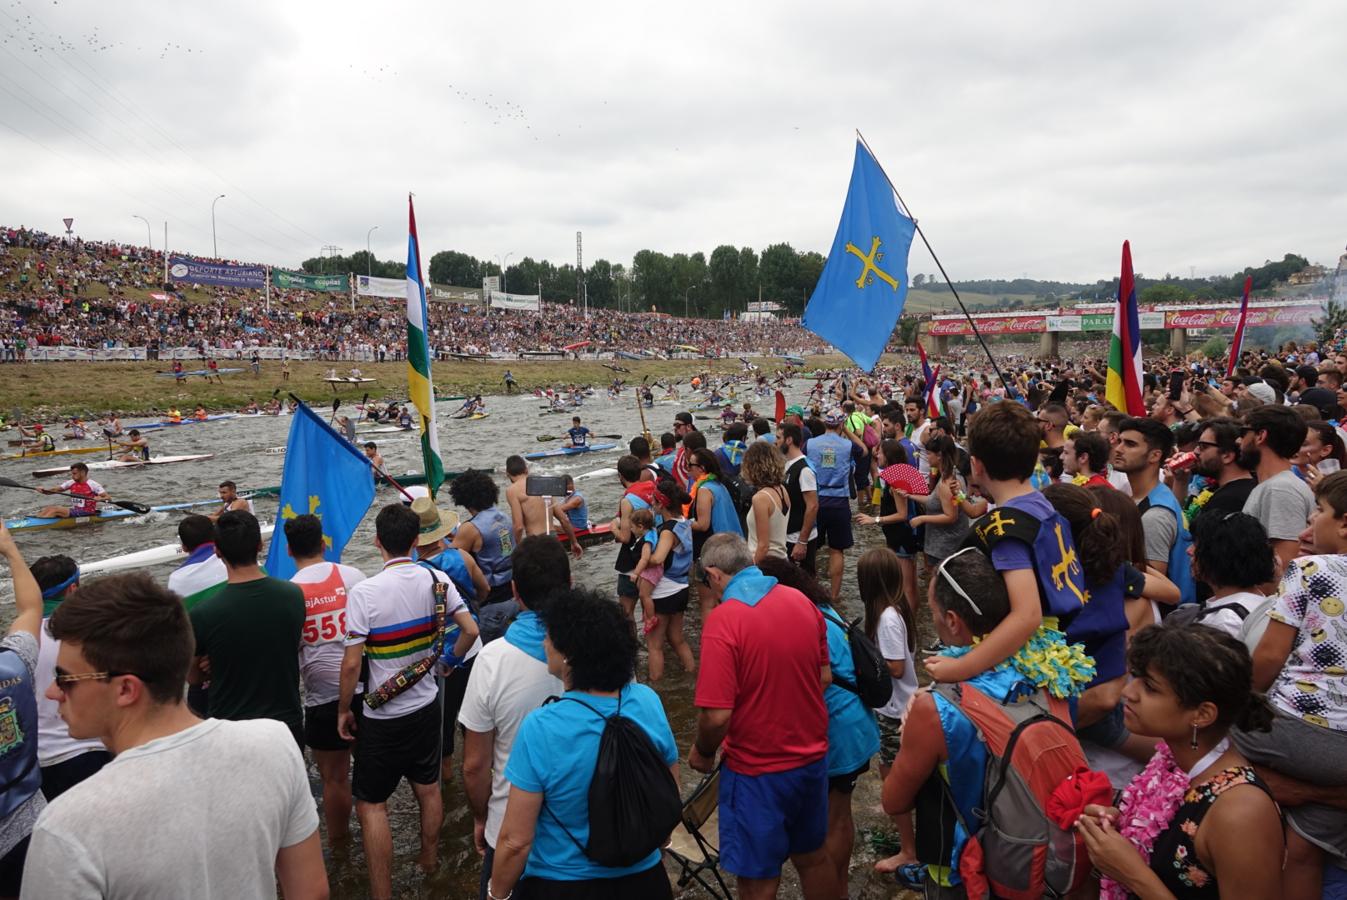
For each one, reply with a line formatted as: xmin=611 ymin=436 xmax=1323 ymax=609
xmin=1190 ymin=418 xmax=1256 ymax=523
xmin=1239 ymin=405 xmax=1314 ymax=572
xmin=1113 ymin=416 xmax=1196 ymax=605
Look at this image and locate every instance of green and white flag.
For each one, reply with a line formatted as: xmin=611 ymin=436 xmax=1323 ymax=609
xmin=405 ymin=196 xmax=444 ymax=495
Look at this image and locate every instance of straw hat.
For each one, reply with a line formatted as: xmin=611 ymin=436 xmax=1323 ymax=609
xmin=411 ymin=496 xmax=459 ymax=546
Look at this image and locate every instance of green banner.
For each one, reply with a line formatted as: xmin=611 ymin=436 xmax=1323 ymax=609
xmin=271 ymin=269 xmax=348 ymax=293
xmin=1082 ymin=313 xmax=1113 ymax=332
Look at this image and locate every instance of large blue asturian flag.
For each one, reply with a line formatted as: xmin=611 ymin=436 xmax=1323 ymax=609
xmin=264 ymin=402 xmax=376 ymax=581
xmin=802 ymin=141 xmax=916 ymax=372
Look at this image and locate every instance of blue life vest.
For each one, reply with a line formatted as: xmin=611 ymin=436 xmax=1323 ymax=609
xmin=565 ymin=494 xmax=589 ymax=531
xmin=0 ymin=646 xmax=41 ymax=820
xmin=697 ymin=480 xmax=744 ymax=537
xmin=469 ymin=507 xmax=514 ymax=589
xmin=965 ymin=505 xmax=1088 ymax=619
xmin=664 ymin=519 xmax=694 ymax=581
xmin=1140 ymin=483 xmax=1197 ymax=605
xmin=419 ymin=548 xmax=476 ymax=605
xmin=806 ymin=432 xmax=854 ymax=498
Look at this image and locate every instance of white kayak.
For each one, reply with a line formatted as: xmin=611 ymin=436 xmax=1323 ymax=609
xmin=31 ymin=454 xmax=215 ymax=479
xmin=83 ymin=524 xmax=275 ymax=576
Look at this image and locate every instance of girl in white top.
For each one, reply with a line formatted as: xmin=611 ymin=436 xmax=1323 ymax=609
xmin=858 ymin=546 xmax=920 ymax=876
xmin=741 ymin=441 xmax=790 ymax=564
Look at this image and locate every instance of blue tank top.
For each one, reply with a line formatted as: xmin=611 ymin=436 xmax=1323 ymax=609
xmin=806 ymin=432 xmax=854 ymax=497
xmin=565 ymin=494 xmax=589 ymax=530
xmin=470 ymin=507 xmax=514 ymax=588
xmin=697 ymin=480 xmax=744 ymax=537
xmin=420 ymin=548 xmax=475 ymax=603
xmin=0 ymin=645 xmax=41 ymax=819
xmin=660 ymin=519 xmax=694 ymax=581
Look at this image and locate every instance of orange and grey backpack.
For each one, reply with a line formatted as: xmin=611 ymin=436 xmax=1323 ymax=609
xmin=931 ymin=681 xmax=1092 ymax=899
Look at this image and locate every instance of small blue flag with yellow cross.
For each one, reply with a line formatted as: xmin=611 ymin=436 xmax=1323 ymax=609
xmin=802 ymin=140 xmax=916 ymax=372
xmin=264 ymin=401 xmax=376 ymax=580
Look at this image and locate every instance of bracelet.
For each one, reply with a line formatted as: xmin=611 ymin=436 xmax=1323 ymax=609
xmin=955 ymin=492 xmax=969 ymax=504
xmin=487 ymin=883 xmax=513 ymax=900
xmin=873 ymin=515 xmax=881 ymax=525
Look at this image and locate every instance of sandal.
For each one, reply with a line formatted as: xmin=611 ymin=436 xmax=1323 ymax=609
xmin=894 ymin=863 xmax=927 ymax=889
xmin=642 ymin=615 xmax=660 ymax=635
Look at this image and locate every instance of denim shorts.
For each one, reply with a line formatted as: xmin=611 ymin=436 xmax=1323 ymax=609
xmin=719 ymin=757 xmax=828 ymax=879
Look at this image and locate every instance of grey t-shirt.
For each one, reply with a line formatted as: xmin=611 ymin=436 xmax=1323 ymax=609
xmin=1141 ymin=504 xmax=1178 ymax=566
xmin=21 ymin=718 xmax=317 ymax=899
xmin=0 ymin=632 xmax=45 ymax=858
xmin=1243 ymin=469 xmax=1316 ymax=542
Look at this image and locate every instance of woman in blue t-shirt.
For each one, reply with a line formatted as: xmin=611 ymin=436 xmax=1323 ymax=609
xmin=489 ymin=588 xmax=677 ymax=899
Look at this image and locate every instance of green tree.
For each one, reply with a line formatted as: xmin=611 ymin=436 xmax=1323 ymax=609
xmin=759 ymin=242 xmax=799 ymax=309
xmin=632 ymin=249 xmax=673 ymax=313
xmin=795 ymin=251 xmax=825 ymax=313
xmin=428 ymin=250 xmax=482 ymax=287
xmin=913 ymin=273 xmax=926 ymax=287
xmin=1139 ymin=284 xmax=1192 ymax=305
xmin=708 ymin=244 xmax=744 ymax=316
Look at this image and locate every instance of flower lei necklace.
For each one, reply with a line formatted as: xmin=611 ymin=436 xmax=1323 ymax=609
xmin=939 ymin=622 xmax=1095 ymax=699
xmin=1100 ymin=740 xmax=1189 ymax=900
xmin=1183 ymin=487 xmax=1214 ymax=523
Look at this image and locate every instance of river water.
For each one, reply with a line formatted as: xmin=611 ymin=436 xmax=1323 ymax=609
xmin=0 ymin=383 xmax=922 ymax=899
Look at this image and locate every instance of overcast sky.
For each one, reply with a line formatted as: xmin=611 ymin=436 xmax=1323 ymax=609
xmin=3 ymin=0 xmax=1345 ymax=286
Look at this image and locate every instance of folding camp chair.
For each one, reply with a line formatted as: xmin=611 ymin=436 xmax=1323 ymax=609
xmin=663 ymin=766 xmax=732 ymax=899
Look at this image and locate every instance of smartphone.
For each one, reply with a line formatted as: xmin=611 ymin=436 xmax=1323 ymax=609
xmin=526 ymin=474 xmax=568 ymax=497
xmin=1168 ymin=370 xmax=1184 ymax=402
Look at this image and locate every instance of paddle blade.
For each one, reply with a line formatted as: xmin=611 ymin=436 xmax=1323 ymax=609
xmin=775 ymin=390 xmax=786 ymax=423
xmin=111 ymin=499 xmax=152 ymax=514
xmin=536 ymin=434 xmax=557 ymax=442
xmin=0 ymin=475 xmax=23 ymax=489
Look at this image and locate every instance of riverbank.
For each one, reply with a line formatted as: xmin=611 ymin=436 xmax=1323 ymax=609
xmin=0 ymin=354 xmax=861 ymax=419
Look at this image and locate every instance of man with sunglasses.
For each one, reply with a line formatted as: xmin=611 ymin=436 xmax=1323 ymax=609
xmin=1190 ymin=418 xmax=1256 ymax=523
xmin=22 ymin=571 xmax=328 ymax=899
xmin=0 ymin=524 xmax=44 ymax=897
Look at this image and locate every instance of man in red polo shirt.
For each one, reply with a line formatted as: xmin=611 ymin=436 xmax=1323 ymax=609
xmin=689 ymin=533 xmax=836 ymax=900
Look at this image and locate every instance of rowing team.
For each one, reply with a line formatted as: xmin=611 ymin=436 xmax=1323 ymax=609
xmin=32 ymin=464 xmax=253 ymax=521
xmin=160 ymin=406 xmax=211 ymax=425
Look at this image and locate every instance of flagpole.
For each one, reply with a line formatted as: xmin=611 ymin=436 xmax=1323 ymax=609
xmin=855 ymin=130 xmax=1016 ymax=400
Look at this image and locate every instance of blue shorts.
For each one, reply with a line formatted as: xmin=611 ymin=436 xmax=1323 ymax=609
xmin=719 ymin=757 xmax=828 ymax=879
xmin=69 ymin=508 xmax=95 ymax=518
xmin=814 ymin=497 xmax=853 ymax=551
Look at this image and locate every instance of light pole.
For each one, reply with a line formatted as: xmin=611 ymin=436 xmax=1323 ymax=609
xmin=132 ymin=215 xmax=151 ymax=249
xmin=684 ymin=284 xmax=698 ymax=319
xmin=496 ymin=252 xmax=514 ymax=294
xmin=365 ymin=225 xmax=379 ymax=278
xmin=211 ymin=194 xmax=225 ymax=257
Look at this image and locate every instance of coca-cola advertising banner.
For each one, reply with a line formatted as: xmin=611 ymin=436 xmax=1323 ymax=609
xmin=929 ymin=315 xmax=1047 ymax=336
xmin=1164 ymin=306 xmax=1317 ymax=329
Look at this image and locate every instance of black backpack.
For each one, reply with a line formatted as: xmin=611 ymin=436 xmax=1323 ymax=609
xmin=544 ymin=693 xmax=683 ymax=868
xmin=820 ymin=608 xmax=893 ymax=709
xmin=720 ymin=470 xmax=757 ymax=529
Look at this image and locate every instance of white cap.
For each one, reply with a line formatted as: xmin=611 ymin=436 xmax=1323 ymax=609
xmin=400 ymin=484 xmax=431 ymax=505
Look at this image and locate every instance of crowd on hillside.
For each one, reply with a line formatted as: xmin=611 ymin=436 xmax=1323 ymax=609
xmin=0 ymin=227 xmax=827 ymax=360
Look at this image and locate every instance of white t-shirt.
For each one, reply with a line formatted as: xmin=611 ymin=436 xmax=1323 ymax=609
xmin=167 ymin=553 xmax=227 ymax=608
xmin=20 ymin=718 xmax=318 ymax=900
xmin=35 ymin=619 xmax=107 ymax=766
xmin=1196 ymin=591 xmax=1269 ymax=642
xmin=291 ymin=561 xmax=367 ymax=707
xmin=345 ymin=559 xmax=466 ymax=720
xmin=910 ymin=422 xmax=931 ymax=476
xmin=1107 ymin=468 xmax=1131 ymax=492
xmin=456 ymin=638 xmax=562 ymax=847
xmin=875 ymin=606 xmax=919 ymax=720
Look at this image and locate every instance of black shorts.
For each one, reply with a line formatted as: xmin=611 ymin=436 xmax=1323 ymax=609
xmin=883 ymin=522 xmax=920 ymax=557
xmin=616 ymin=573 xmax=639 ymax=600
xmin=0 ymin=836 xmax=28 ymax=897
xmin=352 ymin=699 xmax=441 ymax=803
xmin=827 ymin=760 xmax=869 ymax=795
xmin=40 ymin=749 xmax=112 ymax=801
xmin=440 ymin=661 xmax=474 ymax=758
xmin=653 ymin=587 xmax=690 ymax=616
xmin=305 ymin=699 xmax=355 ymax=752
xmin=815 ymin=497 xmax=854 ymax=550
xmin=515 ymin=860 xmax=671 ymax=899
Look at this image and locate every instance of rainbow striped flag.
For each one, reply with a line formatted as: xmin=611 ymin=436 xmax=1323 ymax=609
xmin=1226 ymin=275 xmax=1253 ymax=378
xmin=1106 ymin=240 xmax=1146 ymax=416
xmin=406 ymin=195 xmax=444 ymax=495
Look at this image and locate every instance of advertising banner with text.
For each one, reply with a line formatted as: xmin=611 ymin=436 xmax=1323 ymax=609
xmin=167 ymin=255 xmax=266 ymax=289
xmin=487 ymin=291 xmax=541 ymax=312
xmin=929 ymin=315 xmax=1047 ymax=336
xmin=1165 ymin=306 xmax=1317 ymax=329
xmin=272 ymin=269 xmax=349 ymax=293
xmin=355 ymin=275 xmax=406 ymax=298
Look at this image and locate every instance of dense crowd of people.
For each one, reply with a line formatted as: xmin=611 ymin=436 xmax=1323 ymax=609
xmin=0 ymin=227 xmax=826 ymax=360
xmin=4 ymin=331 xmax=1347 ymax=899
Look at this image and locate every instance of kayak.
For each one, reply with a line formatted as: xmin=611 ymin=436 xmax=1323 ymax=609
xmin=125 ymin=414 xmax=240 ymax=432
xmin=523 ymin=442 xmax=617 ymax=461
xmin=557 ymin=522 xmax=615 ymax=548
xmin=3 ymin=491 xmax=272 ymax=534
xmin=781 ymin=355 xmax=806 ymax=367
xmin=82 ymin=525 xmax=275 ymax=576
xmin=1 ymin=444 xmax=108 ymax=461
xmin=357 ymin=426 xmax=413 ymax=435
xmin=435 ymin=395 xmax=467 ymax=402
xmin=324 ymin=377 xmax=377 ymax=384
xmin=155 ymin=368 xmax=244 ymax=378
xmin=32 ymin=453 xmax=215 ymax=478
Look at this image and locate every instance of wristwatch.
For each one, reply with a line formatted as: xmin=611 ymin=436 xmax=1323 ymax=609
xmin=873 ymin=516 xmax=881 ymax=525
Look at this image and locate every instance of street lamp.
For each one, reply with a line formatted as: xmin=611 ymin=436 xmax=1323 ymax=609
xmin=365 ymin=225 xmax=379 ymax=278
xmin=132 ymin=215 xmax=151 ymax=250
xmin=211 ymin=194 xmax=225 ymax=257
xmin=496 ymin=252 xmax=514 ymax=294
xmin=684 ymin=284 xmax=698 ymax=319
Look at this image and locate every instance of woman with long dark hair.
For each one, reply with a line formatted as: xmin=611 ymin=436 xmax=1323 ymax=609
xmin=908 ymin=434 xmax=969 ymax=566
xmin=853 ymin=438 xmax=920 ymax=615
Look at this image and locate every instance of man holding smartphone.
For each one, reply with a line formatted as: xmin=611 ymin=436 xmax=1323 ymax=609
xmin=503 ymin=456 xmax=583 ymax=557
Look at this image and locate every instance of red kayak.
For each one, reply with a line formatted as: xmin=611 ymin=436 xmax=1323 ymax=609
xmin=557 ymin=523 xmax=614 ymax=548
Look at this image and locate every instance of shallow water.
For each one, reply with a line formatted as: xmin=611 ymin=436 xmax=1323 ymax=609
xmin=0 ymin=382 xmax=925 ymax=899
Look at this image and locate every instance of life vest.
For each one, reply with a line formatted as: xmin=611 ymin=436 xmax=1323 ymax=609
xmin=469 ymin=507 xmax=514 ymax=589
xmin=694 ymin=478 xmax=744 ymax=537
xmin=39 ymin=433 xmax=55 ymax=452
xmin=418 ymin=550 xmax=476 ymax=610
xmin=1139 ymin=483 xmax=1197 ymax=605
xmin=661 ymin=519 xmax=694 ymax=581
xmin=0 ymin=646 xmax=42 ymax=819
xmin=805 ymin=432 xmax=853 ymax=498
xmin=68 ymin=480 xmax=99 ymax=515
xmin=963 ymin=504 xmax=1087 ymax=620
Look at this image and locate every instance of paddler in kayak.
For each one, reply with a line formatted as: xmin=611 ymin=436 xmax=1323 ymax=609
xmin=65 ymin=418 xmax=87 ymax=440
xmin=397 ymin=406 xmax=413 ymax=429
xmin=99 ymin=414 xmax=122 ymax=437
xmin=18 ymin=424 xmax=56 ymax=452
xmin=193 ymin=405 xmax=209 ymax=421
xmin=36 ymin=462 xmax=109 ymax=519
xmin=208 ymin=480 xmax=254 ymax=521
xmin=162 ymin=408 xmax=183 ymax=424
xmin=112 ymin=429 xmax=150 ymax=462
xmin=566 ymin=416 xmax=591 ymax=448
xmin=362 ymin=442 xmax=385 ymax=474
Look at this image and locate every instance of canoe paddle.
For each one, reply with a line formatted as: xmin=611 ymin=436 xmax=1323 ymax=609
xmin=535 ymin=433 xmax=622 ymax=442
xmin=0 ymin=476 xmax=152 ymax=515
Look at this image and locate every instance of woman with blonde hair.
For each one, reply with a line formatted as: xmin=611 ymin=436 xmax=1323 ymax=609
xmin=740 ymin=440 xmax=790 ymax=564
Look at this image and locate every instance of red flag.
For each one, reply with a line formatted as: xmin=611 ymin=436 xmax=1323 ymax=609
xmin=1226 ymin=276 xmax=1253 ymax=379
xmin=774 ymin=390 xmax=786 ymax=424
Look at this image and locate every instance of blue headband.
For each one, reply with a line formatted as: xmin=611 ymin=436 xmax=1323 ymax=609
xmin=41 ymin=568 xmax=80 ymax=600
